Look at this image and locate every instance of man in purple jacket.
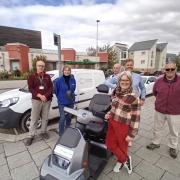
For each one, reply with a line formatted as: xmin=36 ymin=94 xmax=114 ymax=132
xmin=147 ymin=61 xmax=180 ymax=158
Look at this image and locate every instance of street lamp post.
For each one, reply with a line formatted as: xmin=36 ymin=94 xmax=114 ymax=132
xmin=96 ymin=20 xmax=100 ymax=56
xmin=54 ymin=33 xmax=62 ymax=76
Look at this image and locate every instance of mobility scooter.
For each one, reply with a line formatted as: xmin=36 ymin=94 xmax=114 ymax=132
xmin=40 ymin=84 xmax=111 ymax=180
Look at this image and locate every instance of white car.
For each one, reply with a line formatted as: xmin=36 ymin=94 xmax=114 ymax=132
xmin=0 ymin=69 xmax=105 ymax=132
xmin=141 ymin=76 xmax=156 ymax=95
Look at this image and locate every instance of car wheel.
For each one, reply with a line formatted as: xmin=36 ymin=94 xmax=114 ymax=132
xmin=20 ymin=111 xmax=42 ymax=132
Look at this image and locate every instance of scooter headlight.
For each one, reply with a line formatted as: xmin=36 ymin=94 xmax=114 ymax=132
xmin=51 ymin=154 xmax=70 ymax=169
xmin=82 ymin=112 xmax=87 ymax=118
xmin=0 ymin=97 xmax=19 ymax=108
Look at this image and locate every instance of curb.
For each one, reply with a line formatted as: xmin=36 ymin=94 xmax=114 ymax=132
xmin=0 ymin=123 xmax=58 ymax=142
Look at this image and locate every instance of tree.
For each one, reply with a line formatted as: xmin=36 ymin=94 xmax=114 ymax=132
xmin=107 ymin=46 xmax=118 ymax=69
xmin=86 ymin=47 xmax=96 ymax=56
xmin=99 ymin=44 xmax=118 ymax=69
xmin=32 ymin=55 xmax=47 ymax=72
xmin=175 ymin=56 xmax=180 ymax=72
xmin=86 ymin=44 xmax=118 ymax=69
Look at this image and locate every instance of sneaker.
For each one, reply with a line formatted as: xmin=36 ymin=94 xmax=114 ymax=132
xmin=113 ymin=161 xmax=123 ymax=173
xmin=124 ymin=156 xmax=132 ymax=174
xmin=128 ymin=141 xmax=132 ymax=147
xmin=25 ymin=137 xmax=34 ymax=146
xmin=146 ymin=143 xmax=160 ymax=150
xmin=40 ymin=132 xmax=49 ymax=140
xmin=169 ymin=148 xmax=177 ymax=159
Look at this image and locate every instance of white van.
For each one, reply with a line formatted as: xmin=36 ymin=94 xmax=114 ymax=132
xmin=0 ymin=69 xmax=105 ymax=132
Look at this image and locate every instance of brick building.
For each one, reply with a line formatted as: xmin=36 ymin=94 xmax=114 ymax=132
xmin=0 ymin=26 xmax=108 ymax=72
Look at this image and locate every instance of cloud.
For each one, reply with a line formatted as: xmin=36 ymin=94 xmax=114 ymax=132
xmin=0 ymin=0 xmax=180 ymax=54
xmin=0 ymin=0 xmax=116 ymax=6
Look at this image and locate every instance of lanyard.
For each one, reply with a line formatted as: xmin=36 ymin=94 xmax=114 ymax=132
xmin=38 ymin=75 xmax=44 ymax=86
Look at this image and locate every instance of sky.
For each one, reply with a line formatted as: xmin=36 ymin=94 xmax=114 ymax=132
xmin=0 ymin=0 xmax=180 ymax=54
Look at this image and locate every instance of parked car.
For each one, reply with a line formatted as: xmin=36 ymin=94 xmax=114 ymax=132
xmin=152 ymin=71 xmax=164 ymax=77
xmin=0 ymin=69 xmax=105 ymax=132
xmin=141 ymin=75 xmax=156 ymax=95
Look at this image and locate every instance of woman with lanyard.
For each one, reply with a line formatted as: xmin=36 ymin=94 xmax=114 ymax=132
xmin=54 ymin=66 xmax=76 ymax=136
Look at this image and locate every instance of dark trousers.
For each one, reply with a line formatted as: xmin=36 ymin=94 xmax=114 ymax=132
xmin=58 ymin=104 xmax=74 ymax=136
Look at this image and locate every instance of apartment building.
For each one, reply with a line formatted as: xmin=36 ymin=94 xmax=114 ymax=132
xmin=128 ymin=39 xmax=167 ymax=73
xmin=112 ymin=43 xmax=128 ymax=65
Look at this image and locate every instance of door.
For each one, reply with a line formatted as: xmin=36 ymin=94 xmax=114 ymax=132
xmin=11 ymin=60 xmax=20 ymax=71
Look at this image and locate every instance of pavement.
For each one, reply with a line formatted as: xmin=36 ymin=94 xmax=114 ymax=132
xmin=0 ymin=96 xmax=180 ymax=180
xmin=0 ymin=80 xmax=26 ymax=93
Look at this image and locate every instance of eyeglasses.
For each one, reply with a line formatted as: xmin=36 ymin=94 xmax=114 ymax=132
xmin=120 ymin=79 xmax=130 ymax=82
xmin=165 ymin=68 xmax=175 ymax=72
xmin=37 ymin=65 xmax=45 ymax=68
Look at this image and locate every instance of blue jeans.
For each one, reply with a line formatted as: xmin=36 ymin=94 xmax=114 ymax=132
xmin=59 ymin=104 xmax=74 ymax=136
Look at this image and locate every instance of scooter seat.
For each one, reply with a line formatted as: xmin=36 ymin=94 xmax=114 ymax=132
xmin=86 ymin=121 xmax=105 ymax=135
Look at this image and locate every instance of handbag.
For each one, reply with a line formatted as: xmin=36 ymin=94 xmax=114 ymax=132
xmin=66 ymin=90 xmax=73 ymax=100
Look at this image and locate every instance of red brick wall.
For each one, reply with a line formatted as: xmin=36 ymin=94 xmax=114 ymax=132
xmin=5 ymin=44 xmax=29 ymax=72
xmin=98 ymin=52 xmax=108 ymax=62
xmin=61 ymin=49 xmax=76 ymax=61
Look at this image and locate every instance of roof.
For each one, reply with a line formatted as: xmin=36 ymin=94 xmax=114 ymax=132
xmin=115 ymin=46 xmax=128 ymax=51
xmin=129 ymin=39 xmax=158 ymax=51
xmin=113 ymin=43 xmax=128 ymax=51
xmin=156 ymin=43 xmax=168 ymax=51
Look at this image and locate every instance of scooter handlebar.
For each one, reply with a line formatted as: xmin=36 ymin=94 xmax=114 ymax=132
xmin=64 ymin=107 xmax=78 ymax=117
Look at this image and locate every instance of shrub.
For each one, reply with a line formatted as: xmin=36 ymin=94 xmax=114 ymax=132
xmin=0 ymin=70 xmax=9 ymax=80
xmin=13 ymin=69 xmax=21 ymax=77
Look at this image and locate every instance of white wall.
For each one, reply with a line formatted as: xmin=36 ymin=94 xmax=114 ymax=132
xmin=129 ymin=43 xmax=156 ymax=73
xmin=158 ymin=46 xmax=167 ymax=70
xmin=112 ymin=44 xmax=128 ymax=65
xmin=76 ymin=55 xmax=99 ymax=62
xmin=133 ymin=50 xmax=149 ymax=70
xmin=28 ymin=50 xmax=61 ymax=70
xmin=148 ymin=44 xmax=156 ymax=70
xmin=28 ymin=50 xmax=100 ymax=70
xmin=0 ymin=51 xmax=10 ymax=71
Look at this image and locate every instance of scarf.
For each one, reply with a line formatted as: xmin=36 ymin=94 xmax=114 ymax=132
xmin=112 ymin=84 xmax=133 ymax=98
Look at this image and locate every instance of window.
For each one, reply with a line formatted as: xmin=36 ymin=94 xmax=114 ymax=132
xmin=150 ymin=60 xmax=153 ymax=67
xmin=121 ymin=51 xmax=127 ymax=59
xmin=141 ymin=60 xmax=145 ymax=64
xmin=148 ymin=77 xmax=156 ymax=83
xmin=151 ymin=51 xmax=154 ymax=58
xmin=141 ymin=51 xmax=146 ymax=55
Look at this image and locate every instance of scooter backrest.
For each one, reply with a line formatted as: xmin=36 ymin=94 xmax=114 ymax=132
xmin=88 ymin=93 xmax=111 ymax=118
xmin=58 ymin=128 xmax=81 ymax=148
xmin=96 ymin=84 xmax=109 ymax=94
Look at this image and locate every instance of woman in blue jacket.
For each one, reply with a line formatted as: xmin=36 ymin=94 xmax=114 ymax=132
xmin=55 ymin=66 xmax=76 ymax=136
